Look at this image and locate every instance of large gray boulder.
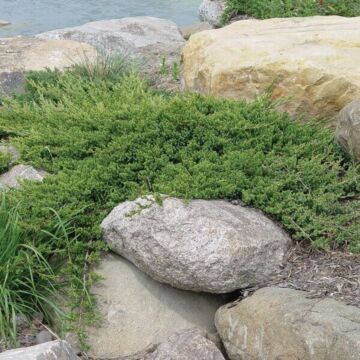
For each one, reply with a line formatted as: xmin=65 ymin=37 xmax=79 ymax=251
xmin=0 ymin=37 xmax=97 ymax=95
xmin=0 ymin=164 xmax=47 ymax=189
xmin=336 ymin=100 xmax=360 ymax=161
xmin=215 ymin=287 xmax=360 ymax=360
xmin=36 ymin=17 xmax=185 ymax=75
xmin=145 ymin=328 xmax=225 ymax=360
xmin=85 ymin=254 xmax=225 ymax=359
xmin=0 ymin=340 xmax=79 ymax=360
xmin=199 ymin=0 xmax=225 ymax=27
xmin=101 ymin=196 xmax=292 ymax=293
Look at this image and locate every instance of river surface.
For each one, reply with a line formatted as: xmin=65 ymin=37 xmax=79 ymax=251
xmin=0 ymin=0 xmax=201 ymax=37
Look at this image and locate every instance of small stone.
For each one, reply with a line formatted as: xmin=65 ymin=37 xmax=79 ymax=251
xmin=336 ymin=99 xmax=360 ymax=161
xmin=15 ymin=313 xmax=29 ymax=328
xmin=35 ymin=330 xmax=52 ymax=345
xmin=198 ymin=0 xmax=225 ymax=27
xmin=0 ymin=164 xmax=48 ymax=189
xmin=145 ymin=328 xmax=225 ymax=360
xmin=0 ymin=20 xmax=11 ymax=27
xmin=33 ymin=312 xmax=44 ymax=324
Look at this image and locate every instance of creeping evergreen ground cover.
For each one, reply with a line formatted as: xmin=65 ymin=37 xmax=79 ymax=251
xmin=0 ymin=69 xmax=359 ymax=342
xmin=223 ymin=0 xmax=360 ymax=23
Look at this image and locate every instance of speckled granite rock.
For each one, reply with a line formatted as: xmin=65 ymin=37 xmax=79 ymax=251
xmin=102 ymin=196 xmax=292 ymax=293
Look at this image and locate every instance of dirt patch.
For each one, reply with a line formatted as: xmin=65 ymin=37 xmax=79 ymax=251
xmin=239 ymin=244 xmax=360 ymax=308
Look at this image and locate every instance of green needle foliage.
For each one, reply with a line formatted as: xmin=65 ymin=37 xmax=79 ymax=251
xmin=0 ymin=67 xmax=358 ymax=345
xmin=223 ymin=0 xmax=360 ymax=23
xmin=0 ymin=153 xmax=11 ymax=174
xmin=0 ymin=196 xmax=61 ymax=346
xmin=0 ymin=69 xmax=358 ymax=257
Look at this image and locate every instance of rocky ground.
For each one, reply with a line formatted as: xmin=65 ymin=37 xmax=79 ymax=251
xmin=0 ymin=2 xmax=359 ymax=359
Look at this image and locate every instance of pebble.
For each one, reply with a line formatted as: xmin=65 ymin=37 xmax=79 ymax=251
xmin=0 ymin=20 xmax=11 ymax=27
xmin=36 ymin=330 xmax=53 ymax=344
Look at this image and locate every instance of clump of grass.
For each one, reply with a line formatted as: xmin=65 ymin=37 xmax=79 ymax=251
xmin=71 ymin=51 xmax=133 ymax=82
xmin=0 ymin=195 xmax=60 ymax=346
xmin=0 ymin=153 xmax=11 ymax=174
xmin=222 ymin=0 xmax=360 ymax=23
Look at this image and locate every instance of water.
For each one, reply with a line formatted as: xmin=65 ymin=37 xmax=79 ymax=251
xmin=0 ymin=0 xmax=201 ymax=37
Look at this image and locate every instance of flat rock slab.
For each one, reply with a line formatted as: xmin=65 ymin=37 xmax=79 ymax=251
xmin=182 ymin=16 xmax=360 ymax=119
xmin=86 ymin=253 xmax=225 ymax=359
xmin=0 ymin=37 xmax=97 ymax=95
xmin=215 ymin=287 xmax=360 ymax=360
xmin=101 ymin=196 xmax=292 ymax=293
xmin=0 ymin=340 xmax=79 ymax=360
xmin=36 ymin=17 xmax=185 ymax=75
xmin=0 ymin=164 xmax=47 ymax=189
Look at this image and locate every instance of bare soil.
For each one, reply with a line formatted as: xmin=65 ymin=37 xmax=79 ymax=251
xmin=239 ymin=244 xmax=360 ymax=308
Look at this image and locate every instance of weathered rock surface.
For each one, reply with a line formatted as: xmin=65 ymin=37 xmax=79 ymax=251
xmin=215 ymin=287 xmax=360 ymax=360
xmin=86 ymin=253 xmax=225 ymax=359
xmin=35 ymin=330 xmax=53 ymax=345
xmin=0 ymin=145 xmax=20 ymax=165
xmin=0 ymin=37 xmax=97 ymax=95
xmin=0 ymin=340 xmax=79 ymax=360
xmin=101 ymin=196 xmax=292 ymax=293
xmin=336 ymin=100 xmax=360 ymax=161
xmin=145 ymin=328 xmax=225 ymax=360
xmin=199 ymin=0 xmax=225 ymax=27
xmin=36 ymin=17 xmax=185 ymax=75
xmin=181 ymin=22 xmax=213 ymax=40
xmin=182 ymin=16 xmax=360 ymax=119
xmin=0 ymin=164 xmax=47 ymax=189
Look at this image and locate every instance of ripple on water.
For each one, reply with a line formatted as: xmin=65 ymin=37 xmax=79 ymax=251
xmin=0 ymin=0 xmax=202 ymax=37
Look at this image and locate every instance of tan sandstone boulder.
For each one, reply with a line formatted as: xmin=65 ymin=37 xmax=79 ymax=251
xmin=0 ymin=37 xmax=97 ymax=95
xmin=182 ymin=16 xmax=360 ymax=119
xmin=215 ymin=287 xmax=360 ymax=360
